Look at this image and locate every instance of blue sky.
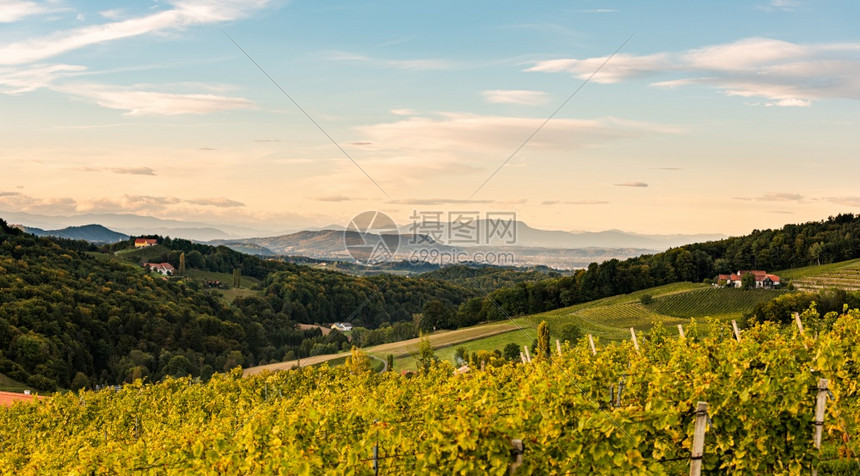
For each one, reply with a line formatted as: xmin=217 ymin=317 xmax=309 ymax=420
xmin=1 ymin=0 xmax=859 ymax=236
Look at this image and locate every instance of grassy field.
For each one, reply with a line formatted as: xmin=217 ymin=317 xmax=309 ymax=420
xmin=115 ymin=245 xmax=171 ymax=262
xmin=0 ymin=373 xmax=35 ymax=393
xmin=777 ymin=259 xmax=860 ymax=291
xmin=184 ymin=269 xmax=259 ymax=288
xmin=387 ymin=319 xmax=536 ymax=371
xmin=244 ymin=321 xmax=525 ymax=375
xmin=522 ymin=282 xmax=783 ymax=342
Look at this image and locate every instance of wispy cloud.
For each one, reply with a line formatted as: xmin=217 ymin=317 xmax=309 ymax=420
xmin=54 ymin=83 xmax=254 ymax=115
xmin=387 ymin=198 xmax=494 ymax=205
xmin=315 ymin=195 xmax=366 ymax=202
xmin=566 ymin=200 xmax=609 ymax=204
xmin=0 ymin=0 xmax=272 ymax=65
xmin=0 ymin=1 xmax=55 ymax=23
xmin=326 ymin=51 xmax=455 ymax=71
xmin=824 ymin=196 xmax=860 ymax=207
xmin=482 ymin=89 xmax=549 ymax=106
xmin=734 ymin=192 xmax=804 ymax=202
xmin=614 ymin=182 xmax=648 ymax=187
xmin=354 ymin=113 xmax=677 ymax=154
xmin=528 ymin=37 xmax=860 ymax=106
xmin=75 ymin=166 xmax=157 ymax=176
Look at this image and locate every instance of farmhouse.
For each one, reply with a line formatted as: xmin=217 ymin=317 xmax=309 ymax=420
xmin=331 ymin=322 xmax=353 ymax=332
xmin=144 ymin=262 xmax=175 ymax=276
xmin=134 ymin=238 xmax=158 ymax=248
xmin=718 ymin=270 xmax=781 ymax=288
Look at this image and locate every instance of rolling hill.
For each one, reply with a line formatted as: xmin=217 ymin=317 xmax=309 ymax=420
xmin=17 ymin=224 xmax=128 ymax=243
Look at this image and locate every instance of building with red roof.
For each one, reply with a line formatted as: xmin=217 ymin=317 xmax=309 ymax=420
xmin=718 ymin=270 xmax=780 ymax=288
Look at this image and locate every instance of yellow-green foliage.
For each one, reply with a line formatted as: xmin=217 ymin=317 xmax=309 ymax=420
xmin=2 ymin=310 xmax=860 ymax=474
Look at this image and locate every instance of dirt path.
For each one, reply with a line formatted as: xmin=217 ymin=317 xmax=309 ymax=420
xmin=243 ymin=321 xmax=521 ymax=376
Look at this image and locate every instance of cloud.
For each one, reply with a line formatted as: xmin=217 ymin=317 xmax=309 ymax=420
xmin=528 ymin=37 xmax=860 ymax=106
xmin=315 ymin=195 xmax=364 ymax=202
xmin=75 ymin=166 xmax=157 ymax=176
xmin=614 ymin=182 xmax=648 ymax=187
xmin=540 ymin=199 xmax=609 ymax=205
xmin=0 ymin=66 xmax=254 ymax=116
xmin=482 ymin=90 xmax=549 ymax=106
xmin=824 ymin=196 xmax=860 ymax=207
xmin=0 ymin=0 xmax=272 ymax=65
xmin=0 ymin=64 xmax=86 ymax=94
xmin=566 ymin=200 xmax=609 ymax=205
xmin=186 ymin=197 xmax=244 ymax=208
xmin=55 ymin=83 xmax=254 ymax=115
xmin=391 ymin=108 xmax=416 ymax=116
xmin=326 ymin=51 xmax=454 ymax=71
xmin=354 ymin=113 xmax=676 ymax=155
xmin=0 ymin=1 xmax=52 ymax=23
xmin=198 ymin=147 xmax=216 ymax=151
xmin=735 ymin=192 xmax=804 ymax=202
xmin=387 ymin=198 xmax=494 ymax=205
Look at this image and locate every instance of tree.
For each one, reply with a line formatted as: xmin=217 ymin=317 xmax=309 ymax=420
xmin=503 ymin=342 xmax=521 ymax=361
xmin=178 ymin=252 xmax=186 ymax=276
xmin=557 ymin=323 xmax=582 ymax=345
xmin=741 ymin=272 xmax=756 ymax=290
xmin=809 ymin=242 xmax=824 ymax=266
xmin=454 ymin=346 xmax=468 ymax=364
xmin=536 ymin=321 xmax=550 ymax=360
xmin=415 ymin=334 xmax=438 ymax=373
xmin=232 ymin=268 xmax=241 ymax=288
xmin=344 ymin=346 xmax=372 ymax=374
xmin=640 ymin=294 xmax=654 ymax=305
xmin=386 ymin=354 xmax=394 ymax=372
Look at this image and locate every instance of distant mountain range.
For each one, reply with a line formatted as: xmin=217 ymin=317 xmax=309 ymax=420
xmin=17 ymin=224 xmax=128 ymax=243
xmin=396 ymin=220 xmax=725 ymax=249
xmin=3 ymin=212 xmax=727 ymax=268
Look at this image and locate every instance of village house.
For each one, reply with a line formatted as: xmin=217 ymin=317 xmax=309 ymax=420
xmin=331 ymin=322 xmax=353 ymax=332
xmin=717 ymin=270 xmax=781 ymax=288
xmin=134 ymin=238 xmax=158 ymax=248
xmin=144 ymin=262 xmax=175 ymax=276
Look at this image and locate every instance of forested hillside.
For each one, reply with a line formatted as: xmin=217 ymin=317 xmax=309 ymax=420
xmin=471 ymin=214 xmax=860 ymax=321
xmin=0 ymin=221 xmax=474 ymax=390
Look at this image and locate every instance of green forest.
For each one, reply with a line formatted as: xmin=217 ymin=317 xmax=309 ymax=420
xmin=6 ymin=213 xmax=860 ymax=391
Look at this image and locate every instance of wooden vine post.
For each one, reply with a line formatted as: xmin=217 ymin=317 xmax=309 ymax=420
xmin=690 ymin=401 xmax=709 ymax=476
xmin=523 ymin=346 xmax=532 ymax=363
xmin=793 ymin=312 xmax=804 ymax=335
xmin=812 ymin=378 xmax=829 ymax=476
xmin=678 ymin=324 xmax=685 ymax=338
xmin=731 ymin=320 xmax=741 ymax=343
xmin=519 ymin=352 xmax=527 ymax=365
xmin=588 ymin=334 xmax=597 ymax=356
xmin=630 ymin=328 xmax=639 ymax=352
xmin=556 ymin=339 xmax=562 ymax=356
xmin=509 ymin=438 xmax=524 ymax=475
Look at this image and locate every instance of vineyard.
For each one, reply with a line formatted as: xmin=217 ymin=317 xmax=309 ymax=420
xmin=524 ymin=282 xmax=776 ymax=341
xmin=646 ymin=287 xmax=785 ymax=318
xmin=781 ymin=259 xmax=860 ymax=292
xmin=2 ymin=308 xmax=859 ymax=474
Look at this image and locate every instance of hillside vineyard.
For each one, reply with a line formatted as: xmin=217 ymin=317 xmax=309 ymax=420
xmin=2 ymin=309 xmax=858 ymax=474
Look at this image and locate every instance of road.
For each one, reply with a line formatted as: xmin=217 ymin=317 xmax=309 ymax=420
xmin=243 ymin=321 xmax=521 ymax=376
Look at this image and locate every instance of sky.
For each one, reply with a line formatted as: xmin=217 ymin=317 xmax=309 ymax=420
xmin=1 ymin=0 xmax=859 ymax=237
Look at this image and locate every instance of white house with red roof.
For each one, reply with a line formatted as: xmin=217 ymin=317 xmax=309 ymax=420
xmin=144 ymin=262 xmax=175 ymax=276
xmin=718 ymin=270 xmax=780 ymax=288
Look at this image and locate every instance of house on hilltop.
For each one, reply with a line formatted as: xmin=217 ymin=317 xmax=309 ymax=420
xmin=134 ymin=238 xmax=157 ymax=248
xmin=144 ymin=262 xmax=175 ymax=276
xmin=718 ymin=270 xmax=780 ymax=288
xmin=331 ymin=322 xmax=353 ymax=332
